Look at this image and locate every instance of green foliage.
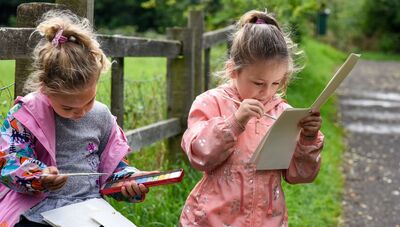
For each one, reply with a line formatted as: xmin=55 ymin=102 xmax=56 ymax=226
xmin=204 ymin=0 xmax=321 ymax=42
xmin=362 ymin=0 xmax=400 ymax=35
xmin=327 ymin=0 xmax=366 ymax=51
xmin=328 ymin=0 xmax=400 ymax=53
xmin=94 ymin=0 xmax=201 ymax=33
xmin=361 ymin=0 xmax=400 ymax=53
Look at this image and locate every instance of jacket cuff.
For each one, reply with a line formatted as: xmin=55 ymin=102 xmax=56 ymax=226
xmin=299 ymin=131 xmax=323 ymax=146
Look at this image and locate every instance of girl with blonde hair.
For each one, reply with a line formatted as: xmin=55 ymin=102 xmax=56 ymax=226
xmin=0 ymin=10 xmax=149 ymax=226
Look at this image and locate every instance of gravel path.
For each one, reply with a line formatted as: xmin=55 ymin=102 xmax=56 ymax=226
xmin=338 ymin=60 xmax=400 ymax=227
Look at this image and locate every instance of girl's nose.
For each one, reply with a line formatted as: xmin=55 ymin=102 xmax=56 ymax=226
xmin=74 ymin=109 xmax=86 ymax=118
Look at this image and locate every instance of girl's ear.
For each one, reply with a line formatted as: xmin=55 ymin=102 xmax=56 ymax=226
xmin=226 ymin=61 xmax=238 ymax=79
xmin=39 ymin=86 xmax=46 ymax=95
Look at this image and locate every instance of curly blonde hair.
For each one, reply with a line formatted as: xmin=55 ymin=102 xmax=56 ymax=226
xmin=220 ymin=10 xmax=304 ymax=96
xmin=24 ymin=10 xmax=111 ymax=95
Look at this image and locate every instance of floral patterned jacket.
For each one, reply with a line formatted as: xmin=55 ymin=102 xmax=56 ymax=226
xmin=0 ymin=92 xmax=141 ymax=226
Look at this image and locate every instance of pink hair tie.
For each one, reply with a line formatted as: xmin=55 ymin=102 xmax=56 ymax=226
xmin=52 ymin=29 xmax=68 ymax=47
xmin=255 ymin=18 xmax=266 ymax=24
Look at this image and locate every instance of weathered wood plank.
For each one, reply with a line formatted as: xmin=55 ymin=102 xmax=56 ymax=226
xmin=0 ymin=28 xmax=182 ymax=59
xmin=166 ymin=27 xmax=194 ymax=160
xmin=204 ymin=48 xmax=211 ymax=90
xmin=56 ymin=0 xmax=94 ymax=24
xmin=14 ymin=3 xmax=64 ymax=97
xmin=125 ymin=118 xmax=181 ymax=151
xmin=0 ymin=28 xmax=37 ymax=60
xmin=203 ymin=25 xmax=234 ymax=49
xmin=98 ymin=35 xmax=181 ymax=58
xmin=189 ymin=10 xmax=204 ymax=96
xmin=111 ymin=57 xmax=124 ymax=128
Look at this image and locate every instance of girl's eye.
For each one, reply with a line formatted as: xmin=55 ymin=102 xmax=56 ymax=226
xmin=273 ymin=82 xmax=280 ymax=86
xmin=254 ymin=82 xmax=264 ymax=86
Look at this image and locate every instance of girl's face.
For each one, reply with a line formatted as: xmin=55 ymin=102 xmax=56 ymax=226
xmin=46 ymin=82 xmax=97 ymax=120
xmin=231 ymin=59 xmax=288 ymax=102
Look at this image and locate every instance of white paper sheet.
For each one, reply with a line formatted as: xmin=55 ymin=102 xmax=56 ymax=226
xmin=41 ymin=198 xmax=136 ymax=227
xmin=251 ymin=53 xmax=360 ymax=170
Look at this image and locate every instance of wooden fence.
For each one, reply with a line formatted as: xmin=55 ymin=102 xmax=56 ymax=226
xmin=0 ymin=0 xmax=234 ymax=158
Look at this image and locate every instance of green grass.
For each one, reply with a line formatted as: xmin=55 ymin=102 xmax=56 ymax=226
xmin=284 ymin=37 xmax=347 ymax=226
xmin=0 ymin=60 xmax=16 ymax=123
xmin=359 ymin=51 xmax=400 ymax=61
xmin=0 ymin=39 xmax=350 ymax=226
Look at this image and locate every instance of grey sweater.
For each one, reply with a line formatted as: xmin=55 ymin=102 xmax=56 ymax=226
xmin=23 ymin=101 xmax=113 ymax=223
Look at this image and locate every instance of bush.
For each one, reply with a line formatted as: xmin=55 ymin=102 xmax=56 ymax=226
xmin=362 ymin=0 xmax=400 ymax=53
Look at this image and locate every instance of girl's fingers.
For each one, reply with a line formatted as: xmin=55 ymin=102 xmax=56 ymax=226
xmin=300 ymin=115 xmax=322 ymax=122
xmin=48 ymin=180 xmax=67 ymax=191
xmin=123 ymin=181 xmax=142 ymax=197
xmin=302 ymin=125 xmax=320 ymax=132
xmin=300 ymin=119 xmax=322 ymax=127
xmin=120 ymin=180 xmax=149 ymax=198
xmin=301 ymin=122 xmax=321 ymax=128
xmin=121 ymin=185 xmax=129 ymax=197
xmin=247 ymin=105 xmax=263 ymax=118
xmin=43 ymin=176 xmax=68 ymax=191
xmin=139 ymin=184 xmax=149 ymax=194
xmin=41 ymin=167 xmax=68 ymax=190
xmin=52 ymin=176 xmax=68 ymax=185
xmin=242 ymin=100 xmax=265 ymax=117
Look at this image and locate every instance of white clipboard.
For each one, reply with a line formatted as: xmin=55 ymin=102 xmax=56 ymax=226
xmin=250 ymin=53 xmax=360 ymax=170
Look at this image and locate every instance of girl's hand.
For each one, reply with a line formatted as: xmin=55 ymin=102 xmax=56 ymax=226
xmin=234 ymin=99 xmax=265 ymax=126
xmin=40 ymin=166 xmax=68 ymax=191
xmin=298 ymin=109 xmax=322 ymax=140
xmin=117 ymin=171 xmax=157 ymax=198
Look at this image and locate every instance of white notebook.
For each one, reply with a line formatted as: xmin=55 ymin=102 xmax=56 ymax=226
xmin=41 ymin=198 xmax=136 ymax=227
xmin=250 ymin=53 xmax=360 ymax=170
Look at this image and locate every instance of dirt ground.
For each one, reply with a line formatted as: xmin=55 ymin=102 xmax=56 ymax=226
xmin=338 ymin=60 xmax=400 ymax=226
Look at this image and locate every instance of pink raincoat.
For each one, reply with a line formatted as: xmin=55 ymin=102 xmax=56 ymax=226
xmin=180 ymin=85 xmax=324 ymax=227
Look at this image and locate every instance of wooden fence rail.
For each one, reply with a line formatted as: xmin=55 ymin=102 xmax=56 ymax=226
xmin=0 ymin=2 xmax=233 ymax=155
xmin=0 ymin=28 xmax=181 ymax=60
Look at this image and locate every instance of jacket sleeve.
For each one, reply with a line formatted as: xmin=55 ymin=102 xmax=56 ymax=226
xmin=103 ymin=157 xmax=144 ymax=203
xmin=0 ymin=104 xmax=47 ymax=194
xmin=181 ymin=94 xmax=245 ymax=172
xmin=283 ymin=131 xmax=324 ymax=184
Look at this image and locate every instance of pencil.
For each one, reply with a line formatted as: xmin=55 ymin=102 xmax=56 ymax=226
xmin=41 ymin=172 xmax=107 ymax=177
xmin=221 ymin=94 xmax=277 ymax=120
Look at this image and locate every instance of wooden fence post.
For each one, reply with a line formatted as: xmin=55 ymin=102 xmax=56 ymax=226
xmin=188 ymin=10 xmax=204 ymax=96
xmin=204 ymin=48 xmax=211 ymax=90
xmin=55 ymin=0 xmax=94 ymax=24
xmin=14 ymin=3 xmax=65 ymax=98
xmin=166 ymin=27 xmax=194 ymax=160
xmin=111 ymin=57 xmax=125 ymax=128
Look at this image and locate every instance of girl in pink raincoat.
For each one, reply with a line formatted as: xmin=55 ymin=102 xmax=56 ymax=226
xmin=180 ymin=10 xmax=324 ymax=227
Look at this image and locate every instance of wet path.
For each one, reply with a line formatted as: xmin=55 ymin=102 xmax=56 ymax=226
xmin=338 ymin=60 xmax=400 ymax=226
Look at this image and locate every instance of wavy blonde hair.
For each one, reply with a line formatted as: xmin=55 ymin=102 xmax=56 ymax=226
xmin=24 ymin=10 xmax=111 ymax=95
xmin=219 ymin=10 xmax=304 ymax=96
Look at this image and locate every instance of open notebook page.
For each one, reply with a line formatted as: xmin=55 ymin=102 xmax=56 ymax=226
xmin=250 ymin=53 xmax=360 ymax=170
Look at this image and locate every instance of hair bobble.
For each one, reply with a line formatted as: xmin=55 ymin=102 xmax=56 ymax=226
xmin=255 ymin=18 xmax=266 ymax=24
xmin=52 ymin=29 xmax=68 ymax=47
